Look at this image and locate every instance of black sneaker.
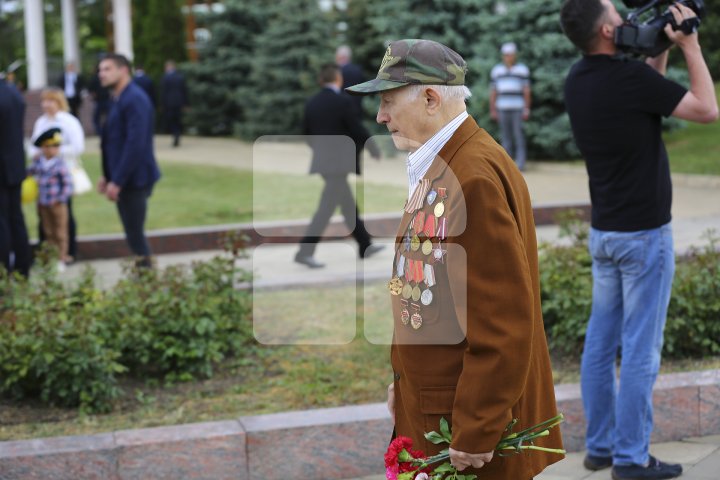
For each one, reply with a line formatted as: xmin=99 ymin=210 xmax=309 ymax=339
xmin=360 ymin=244 xmax=385 ymax=259
xmin=584 ymin=454 xmax=612 ymax=471
xmin=611 ymin=456 xmax=683 ymax=480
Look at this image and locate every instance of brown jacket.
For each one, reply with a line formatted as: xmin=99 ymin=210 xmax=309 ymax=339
xmin=389 ymin=116 xmax=563 ymax=479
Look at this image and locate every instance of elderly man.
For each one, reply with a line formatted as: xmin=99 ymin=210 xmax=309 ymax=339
xmin=348 ymin=39 xmax=562 ymax=479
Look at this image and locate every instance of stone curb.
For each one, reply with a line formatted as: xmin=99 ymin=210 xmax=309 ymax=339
xmin=1 ymin=370 xmax=717 ymax=480
xmin=72 ymin=203 xmax=591 ymax=261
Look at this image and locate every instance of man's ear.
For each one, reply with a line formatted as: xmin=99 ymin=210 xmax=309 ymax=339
xmin=425 ymin=87 xmax=442 ymax=114
xmin=599 ymin=22 xmax=614 ymax=41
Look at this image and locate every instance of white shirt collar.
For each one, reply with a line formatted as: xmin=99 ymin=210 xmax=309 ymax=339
xmin=406 ymin=111 xmax=468 ymax=198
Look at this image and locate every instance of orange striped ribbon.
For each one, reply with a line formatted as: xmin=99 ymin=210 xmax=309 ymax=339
xmin=405 ymin=179 xmax=431 ymax=213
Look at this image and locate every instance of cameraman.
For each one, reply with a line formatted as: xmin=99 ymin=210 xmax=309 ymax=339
xmin=560 ymin=1 xmax=718 ymax=479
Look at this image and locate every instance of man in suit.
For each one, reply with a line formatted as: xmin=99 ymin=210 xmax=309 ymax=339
xmin=294 ymin=63 xmax=383 ymax=269
xmin=160 ymin=60 xmax=188 ymax=147
xmin=133 ymin=64 xmax=156 ymax=107
xmin=0 ymin=78 xmax=31 ymax=276
xmin=98 ymin=54 xmax=161 ymax=268
xmin=336 ymin=45 xmax=366 ymax=119
xmin=347 ymin=40 xmax=563 ymax=479
xmin=57 ymin=62 xmax=84 ymax=118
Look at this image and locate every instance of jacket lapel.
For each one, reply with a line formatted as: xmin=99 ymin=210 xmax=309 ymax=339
xmin=394 ymin=116 xmax=481 ymax=242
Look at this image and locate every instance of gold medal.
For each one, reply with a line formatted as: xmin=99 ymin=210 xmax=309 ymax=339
xmin=434 ymin=201 xmax=445 ymax=217
xmin=412 ymin=285 xmax=421 ymax=302
xmin=387 ymin=276 xmax=403 ymax=296
xmin=401 ymin=309 xmax=410 ymax=325
xmin=411 ymin=312 xmax=423 ymax=330
xmin=402 ymin=283 xmax=413 ymax=299
xmin=400 ymin=299 xmax=410 ymax=325
xmin=421 ymin=239 xmax=433 ymax=255
xmin=410 ymin=235 xmax=421 ymax=251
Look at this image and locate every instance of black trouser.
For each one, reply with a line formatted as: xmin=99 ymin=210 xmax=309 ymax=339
xmin=164 ymin=105 xmax=183 ymax=142
xmin=38 ymin=196 xmax=77 ymax=258
xmin=298 ymin=174 xmax=371 ymax=256
xmin=0 ymin=185 xmax=31 ymax=276
xmin=116 ymin=186 xmax=153 ymax=257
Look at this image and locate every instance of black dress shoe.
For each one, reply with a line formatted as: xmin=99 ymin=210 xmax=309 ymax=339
xmin=611 ymin=456 xmax=682 ymax=480
xmin=584 ymin=454 xmax=613 ymax=471
xmin=360 ymin=244 xmax=385 ymax=259
xmin=294 ymin=253 xmax=324 ymax=269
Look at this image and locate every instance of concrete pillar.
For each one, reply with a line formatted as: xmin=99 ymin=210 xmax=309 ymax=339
xmin=112 ymin=0 xmax=134 ymax=60
xmin=60 ymin=0 xmax=80 ymax=65
xmin=23 ymin=0 xmax=48 ymax=89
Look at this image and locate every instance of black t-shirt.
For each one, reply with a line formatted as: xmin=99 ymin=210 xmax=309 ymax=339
xmin=564 ymin=55 xmax=687 ymax=231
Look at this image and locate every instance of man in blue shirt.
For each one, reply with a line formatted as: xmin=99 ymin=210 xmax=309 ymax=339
xmin=98 ymin=54 xmax=161 ymax=268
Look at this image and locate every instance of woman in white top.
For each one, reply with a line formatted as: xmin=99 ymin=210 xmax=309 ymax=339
xmin=30 ymin=88 xmax=86 ymax=261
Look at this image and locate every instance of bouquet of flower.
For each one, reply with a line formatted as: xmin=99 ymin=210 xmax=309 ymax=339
xmin=385 ymin=414 xmax=565 ymax=480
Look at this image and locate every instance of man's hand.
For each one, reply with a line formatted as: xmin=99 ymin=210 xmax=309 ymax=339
xmin=105 ymin=182 xmax=121 ymax=202
xmin=490 ymin=110 xmax=498 ymax=121
xmin=387 ymin=382 xmax=395 ymax=424
xmin=449 ymin=448 xmax=493 ymax=471
xmin=664 ymin=2 xmax=699 ymax=49
xmin=97 ymin=176 xmax=107 ymax=194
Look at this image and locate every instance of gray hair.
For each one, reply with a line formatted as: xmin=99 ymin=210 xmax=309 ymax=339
xmin=406 ymin=84 xmax=472 ymax=102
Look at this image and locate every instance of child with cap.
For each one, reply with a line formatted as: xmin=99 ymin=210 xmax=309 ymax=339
xmin=27 ymin=127 xmax=74 ymax=270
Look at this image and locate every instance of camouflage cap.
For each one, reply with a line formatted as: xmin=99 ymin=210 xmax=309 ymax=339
xmin=346 ymin=39 xmax=467 ymax=95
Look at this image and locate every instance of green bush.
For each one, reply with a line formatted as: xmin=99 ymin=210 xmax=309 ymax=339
xmin=0 ymin=240 xmax=252 ymax=413
xmin=539 ymin=220 xmax=720 ymax=359
xmin=106 ymin=255 xmax=251 ymax=382
xmin=0 ymin=255 xmax=124 ymax=414
xmin=538 ymin=213 xmax=593 ymax=356
xmin=665 ymin=232 xmax=720 ymax=356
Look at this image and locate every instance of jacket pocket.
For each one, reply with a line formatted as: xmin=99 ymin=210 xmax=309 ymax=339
xmin=420 ymin=386 xmax=456 ymax=454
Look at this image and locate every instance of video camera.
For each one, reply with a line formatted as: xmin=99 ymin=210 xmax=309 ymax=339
xmin=615 ymin=0 xmax=705 ymax=57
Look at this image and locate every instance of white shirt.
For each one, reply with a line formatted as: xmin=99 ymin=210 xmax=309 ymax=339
xmin=29 ymin=111 xmax=85 ymax=169
xmin=406 ymin=111 xmax=468 ymax=198
xmin=64 ymin=72 xmax=77 ymax=98
xmin=490 ymin=62 xmax=530 ymax=111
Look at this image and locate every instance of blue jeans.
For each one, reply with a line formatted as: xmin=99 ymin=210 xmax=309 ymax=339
xmin=116 ymin=186 xmax=153 ymax=257
xmin=498 ymin=109 xmax=526 ymax=170
xmin=581 ymin=223 xmax=674 ymax=466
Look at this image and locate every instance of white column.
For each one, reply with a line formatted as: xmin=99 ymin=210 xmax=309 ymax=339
xmin=23 ymin=0 xmax=48 ymax=89
xmin=61 ymin=0 xmax=80 ymax=65
xmin=112 ymin=0 xmax=134 ymax=60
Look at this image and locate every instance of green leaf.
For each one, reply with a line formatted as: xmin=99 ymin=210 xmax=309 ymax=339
xmin=425 ymin=431 xmax=447 ymax=445
xmin=440 ymin=416 xmax=452 ymax=441
xmin=398 ymin=449 xmax=414 ymax=462
xmin=432 ymin=463 xmax=456 ymax=473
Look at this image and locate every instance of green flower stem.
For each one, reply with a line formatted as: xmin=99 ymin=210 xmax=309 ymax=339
xmin=502 ymin=446 xmax=567 ymax=454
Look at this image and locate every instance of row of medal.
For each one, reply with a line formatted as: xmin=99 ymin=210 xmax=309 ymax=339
xmin=388 ymin=185 xmax=449 ymax=330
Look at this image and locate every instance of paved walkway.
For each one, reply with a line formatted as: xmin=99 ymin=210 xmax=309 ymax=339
xmin=352 ymin=434 xmax=720 ymax=479
xmin=71 ymin=135 xmax=720 ymax=290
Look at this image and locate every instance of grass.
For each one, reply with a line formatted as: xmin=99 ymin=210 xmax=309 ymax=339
xmin=21 ymin=154 xmax=406 ymax=237
xmin=2 ymin=279 xmax=718 ymax=441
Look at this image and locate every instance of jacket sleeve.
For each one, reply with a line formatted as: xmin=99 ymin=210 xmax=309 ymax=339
xmin=111 ymin=94 xmax=151 ymax=187
xmin=447 ymin=174 xmax=535 ymax=453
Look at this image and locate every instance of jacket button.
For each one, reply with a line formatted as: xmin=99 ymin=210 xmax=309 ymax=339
xmin=394 ymin=373 xmax=401 ymax=381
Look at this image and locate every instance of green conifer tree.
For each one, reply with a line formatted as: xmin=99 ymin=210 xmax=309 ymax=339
xmin=238 ymin=0 xmax=333 ymax=140
xmin=134 ymin=0 xmax=187 ymax=82
xmin=182 ymin=0 xmax=265 ymax=135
